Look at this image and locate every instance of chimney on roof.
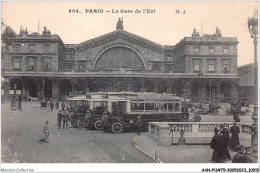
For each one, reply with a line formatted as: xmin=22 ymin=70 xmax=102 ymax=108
xmin=42 ymin=26 xmax=51 ymax=35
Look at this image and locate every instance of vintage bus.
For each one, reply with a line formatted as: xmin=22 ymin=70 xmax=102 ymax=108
xmin=67 ymin=92 xmax=189 ymax=133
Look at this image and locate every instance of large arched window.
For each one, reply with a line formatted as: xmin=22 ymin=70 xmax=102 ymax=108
xmin=103 ymin=82 xmax=113 ymax=92
xmin=94 ymin=46 xmax=145 ymax=72
xmin=116 ymin=82 xmax=127 ymax=92
xmin=131 ymin=83 xmax=140 ymax=92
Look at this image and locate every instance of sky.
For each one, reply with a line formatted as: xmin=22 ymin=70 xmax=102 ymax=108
xmin=1 ymin=1 xmax=258 ymax=66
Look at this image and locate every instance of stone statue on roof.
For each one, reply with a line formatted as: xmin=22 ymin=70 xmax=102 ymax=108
xmin=116 ymin=17 xmax=124 ymax=31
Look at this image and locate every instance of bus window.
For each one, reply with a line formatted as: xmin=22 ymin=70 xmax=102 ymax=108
xmin=161 ymin=103 xmax=167 ymax=111
xmin=175 ymin=103 xmax=180 ymax=111
xmin=145 ymin=103 xmax=154 ymax=110
xmin=131 ymin=103 xmax=144 ymax=111
xmin=168 ymin=103 xmax=173 ymax=111
xmin=155 ymin=103 xmax=160 ymax=110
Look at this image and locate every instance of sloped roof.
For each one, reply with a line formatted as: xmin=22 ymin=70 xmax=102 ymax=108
xmin=75 ymin=30 xmax=164 ymax=53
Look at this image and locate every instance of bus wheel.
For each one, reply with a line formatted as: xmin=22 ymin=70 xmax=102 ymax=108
xmin=95 ymin=120 xmax=103 ymax=131
xmin=111 ymin=123 xmax=123 ymax=134
xmin=78 ymin=120 xmax=85 ymax=129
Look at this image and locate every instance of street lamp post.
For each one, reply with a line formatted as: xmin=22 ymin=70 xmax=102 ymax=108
xmin=248 ymin=9 xmax=258 ymax=161
xmin=198 ymin=72 xmax=203 ymax=102
xmin=13 ymin=83 xmax=17 ymax=110
xmin=42 ymin=78 xmax=45 ymax=100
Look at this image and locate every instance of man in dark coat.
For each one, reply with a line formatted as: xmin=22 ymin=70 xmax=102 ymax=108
xmin=18 ymin=95 xmax=22 ymax=111
xmin=210 ymin=127 xmax=223 ymax=163
xmin=219 ymin=123 xmax=231 ymax=162
xmin=211 ymin=124 xmax=231 ymax=163
xmin=229 ymin=122 xmax=240 ymax=150
xmin=57 ymin=110 xmax=63 ymax=129
xmin=135 ymin=115 xmax=142 ymax=135
xmin=62 ymin=111 xmax=69 ymax=129
xmin=49 ymin=99 xmax=54 ymax=112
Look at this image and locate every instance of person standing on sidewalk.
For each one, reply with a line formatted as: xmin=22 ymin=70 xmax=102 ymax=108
xmin=210 ymin=127 xmax=223 ymax=163
xmin=61 ymin=101 xmax=65 ymax=111
xmin=135 ymin=115 xmax=142 ymax=135
xmin=62 ymin=110 xmax=69 ymax=129
xmin=229 ymin=122 xmax=240 ymax=151
xmin=18 ymin=95 xmax=22 ymax=111
xmin=57 ymin=110 xmax=63 ymax=129
xmin=49 ymin=99 xmax=54 ymax=112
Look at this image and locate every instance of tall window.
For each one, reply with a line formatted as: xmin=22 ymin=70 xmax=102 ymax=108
xmin=103 ymin=82 xmax=113 ymax=92
xmin=194 ymin=63 xmax=200 ymax=71
xmin=209 ymin=48 xmax=214 ymax=55
xmin=223 ymin=48 xmax=229 ymax=55
xmin=29 ymin=44 xmax=35 ymax=52
xmin=208 ymin=64 xmax=215 ymax=72
xmin=166 ymin=55 xmax=172 ymax=61
xmin=223 ymin=64 xmax=229 ymax=71
xmin=194 ymin=48 xmax=200 ymax=55
xmin=14 ymin=62 xmax=20 ymax=69
xmin=44 ymin=45 xmax=49 ymax=52
xmin=116 ymin=82 xmax=126 ymax=92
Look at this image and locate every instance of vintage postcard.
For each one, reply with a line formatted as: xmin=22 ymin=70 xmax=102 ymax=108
xmin=1 ymin=1 xmax=259 ymax=172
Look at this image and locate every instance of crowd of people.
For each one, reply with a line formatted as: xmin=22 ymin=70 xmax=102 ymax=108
xmin=210 ymin=122 xmax=255 ymax=163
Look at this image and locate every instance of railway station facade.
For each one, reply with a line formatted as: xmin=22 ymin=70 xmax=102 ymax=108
xmin=2 ymin=19 xmax=239 ymax=102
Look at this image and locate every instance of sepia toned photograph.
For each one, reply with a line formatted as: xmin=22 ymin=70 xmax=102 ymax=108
xmin=1 ymin=1 xmax=259 ymax=172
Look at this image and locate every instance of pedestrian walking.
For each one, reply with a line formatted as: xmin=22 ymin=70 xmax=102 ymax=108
xmin=210 ymin=127 xmax=223 ymax=163
xmin=232 ymin=145 xmax=244 ymax=163
xmin=135 ymin=115 xmax=142 ymax=135
xmin=62 ymin=111 xmax=69 ymax=129
xmin=47 ymin=99 xmax=50 ymax=112
xmin=50 ymin=99 xmax=54 ymax=112
xmin=55 ymin=101 xmax=59 ymax=110
xmin=229 ymin=122 xmax=240 ymax=150
xmin=39 ymin=120 xmax=49 ymax=143
xmin=219 ymin=124 xmax=231 ymax=162
xmin=61 ymin=101 xmax=65 ymax=111
xmin=18 ymin=95 xmax=22 ymax=111
xmin=210 ymin=124 xmax=231 ymax=163
xmin=57 ymin=110 xmax=63 ymax=129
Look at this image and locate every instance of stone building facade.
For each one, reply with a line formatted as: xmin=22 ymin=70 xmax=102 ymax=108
xmin=237 ymin=63 xmax=255 ymax=102
xmin=2 ymin=19 xmax=239 ymax=102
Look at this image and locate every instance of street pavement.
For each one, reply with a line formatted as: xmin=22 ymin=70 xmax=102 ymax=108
xmin=1 ymin=101 xmax=254 ymax=163
xmin=1 ymin=101 xmax=155 ymax=163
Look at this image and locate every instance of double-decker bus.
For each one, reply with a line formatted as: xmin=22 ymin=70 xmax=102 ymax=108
xmin=67 ymin=92 xmax=189 ymax=133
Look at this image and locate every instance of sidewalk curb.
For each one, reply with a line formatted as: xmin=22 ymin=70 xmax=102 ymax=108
xmin=132 ymin=135 xmax=164 ymax=163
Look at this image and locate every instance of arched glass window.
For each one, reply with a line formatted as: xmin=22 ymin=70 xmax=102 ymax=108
xmin=103 ymin=82 xmax=113 ymax=92
xmin=131 ymin=83 xmax=140 ymax=92
xmin=116 ymin=82 xmax=126 ymax=92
